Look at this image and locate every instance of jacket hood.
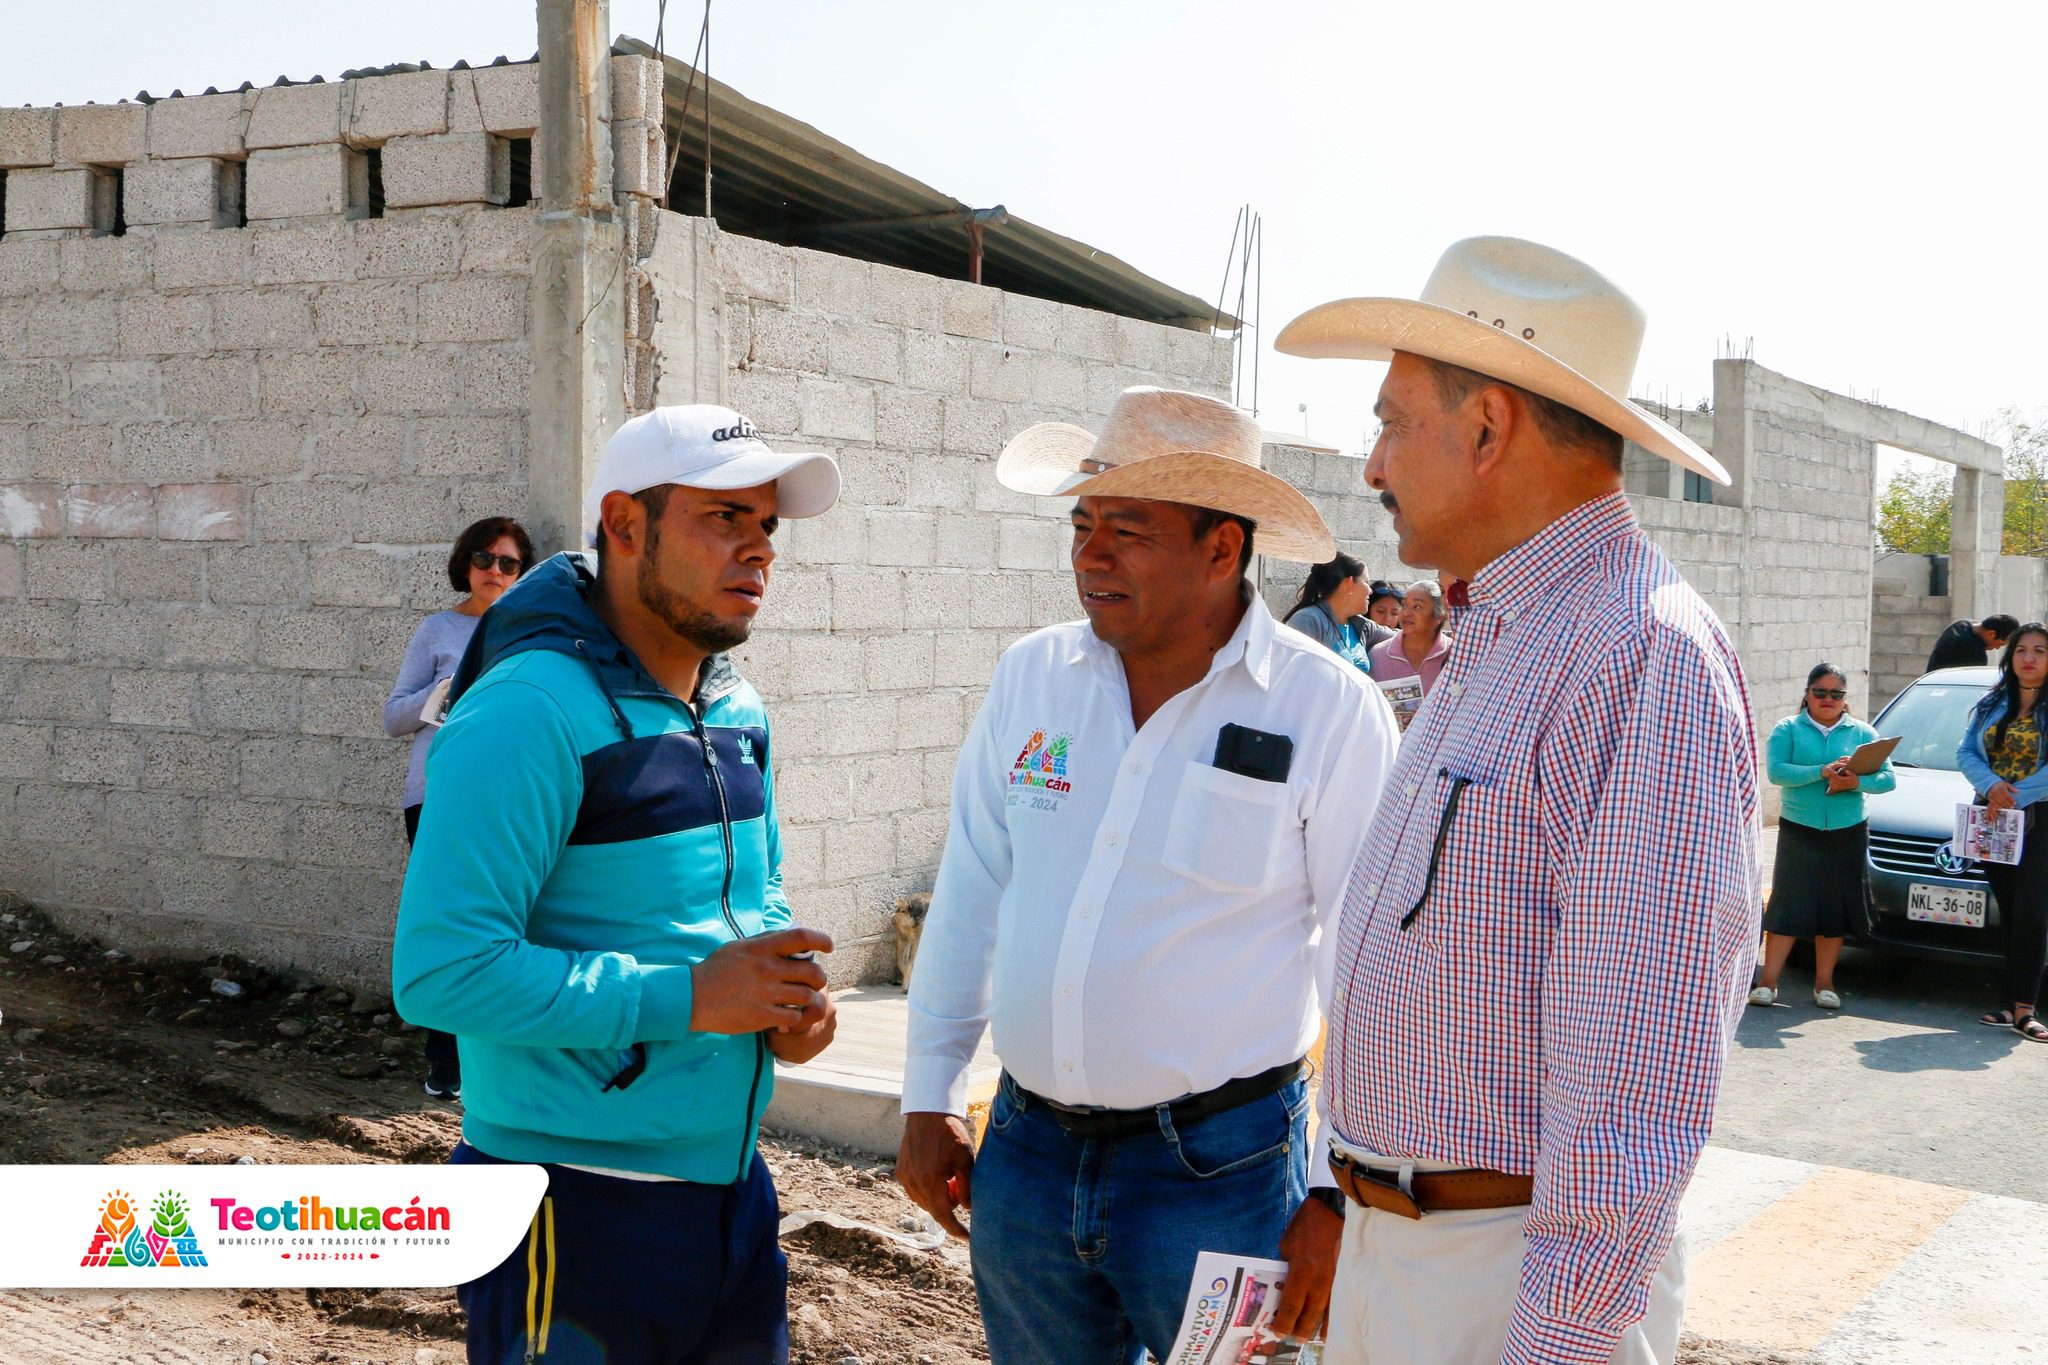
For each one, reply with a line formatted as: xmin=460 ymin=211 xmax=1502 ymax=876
xmin=446 ymin=551 xmax=744 ymax=724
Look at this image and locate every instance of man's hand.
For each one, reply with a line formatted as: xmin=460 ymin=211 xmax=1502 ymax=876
xmin=688 ymin=928 xmax=833 ymax=1035
xmin=897 ymin=1112 xmax=976 ymax=1240
xmin=1988 ymin=781 xmax=2019 ymax=813
xmin=1268 ymin=1195 xmax=1343 ymax=1343
xmin=765 ymin=991 xmax=837 ymax=1065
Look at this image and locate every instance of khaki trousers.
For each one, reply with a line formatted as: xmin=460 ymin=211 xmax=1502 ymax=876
xmin=1320 ymin=1201 xmax=1687 ymax=1365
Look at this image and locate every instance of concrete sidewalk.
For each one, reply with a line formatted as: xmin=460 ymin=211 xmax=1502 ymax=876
xmin=765 ymin=985 xmax=1001 ymax=1153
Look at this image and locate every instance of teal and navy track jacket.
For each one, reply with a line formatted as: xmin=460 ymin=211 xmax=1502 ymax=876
xmin=392 ymin=551 xmax=789 ymax=1183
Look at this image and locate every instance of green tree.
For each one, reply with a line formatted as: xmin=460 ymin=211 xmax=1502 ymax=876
xmin=1995 ymin=408 xmax=2048 ymax=556
xmin=1875 ymin=464 xmax=1952 ymax=554
xmin=1874 ymin=409 xmax=2048 ymax=557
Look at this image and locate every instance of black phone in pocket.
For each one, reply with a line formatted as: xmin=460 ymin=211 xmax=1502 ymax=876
xmin=1213 ymin=723 xmax=1294 ymax=783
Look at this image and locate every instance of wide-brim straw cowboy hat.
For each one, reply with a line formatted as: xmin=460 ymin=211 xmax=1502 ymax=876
xmin=1274 ymin=236 xmax=1729 ymax=485
xmin=997 ymin=387 xmax=1336 ymax=563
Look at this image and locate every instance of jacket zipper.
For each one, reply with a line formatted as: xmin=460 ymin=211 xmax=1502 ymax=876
xmin=689 ymin=701 xmax=742 ymax=939
xmin=689 ymin=701 xmax=767 ymax=1183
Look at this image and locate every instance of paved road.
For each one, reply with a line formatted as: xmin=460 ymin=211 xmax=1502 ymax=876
xmin=1717 ymin=825 xmax=2048 ymax=1204
xmin=1681 ymin=824 xmax=2047 ymax=1362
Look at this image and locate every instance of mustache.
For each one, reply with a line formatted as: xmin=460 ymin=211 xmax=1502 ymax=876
xmin=1379 ymin=492 xmax=1399 ymax=513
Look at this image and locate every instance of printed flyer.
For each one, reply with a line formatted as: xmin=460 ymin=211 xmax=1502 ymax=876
xmin=1375 ymin=677 xmax=1425 ymax=734
xmin=1165 ymin=1251 xmax=1321 ymax=1364
xmin=1955 ymin=803 xmax=2025 ymax=866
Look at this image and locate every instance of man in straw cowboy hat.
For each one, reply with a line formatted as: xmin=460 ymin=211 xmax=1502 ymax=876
xmin=1268 ymin=238 xmax=1762 ymax=1363
xmin=895 ymin=385 xmax=1400 ymax=1362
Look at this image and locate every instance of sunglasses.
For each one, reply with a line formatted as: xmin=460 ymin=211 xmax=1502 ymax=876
xmin=1809 ymin=688 xmax=1847 ymax=701
xmin=469 ymin=550 xmax=524 ymax=574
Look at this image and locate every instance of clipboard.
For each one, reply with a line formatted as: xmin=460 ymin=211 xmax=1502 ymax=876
xmin=1846 ymin=735 xmax=1901 ymax=775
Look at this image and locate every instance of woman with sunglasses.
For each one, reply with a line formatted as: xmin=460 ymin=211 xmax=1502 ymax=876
xmin=1958 ymin=622 xmax=2048 ymax=1043
xmin=1752 ymin=663 xmax=1895 ymax=1009
xmin=1365 ymin=580 xmax=1405 ymax=630
xmin=382 ymin=515 xmax=534 ymax=1097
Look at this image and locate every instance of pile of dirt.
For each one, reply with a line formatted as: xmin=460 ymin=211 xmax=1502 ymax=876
xmin=0 ymin=901 xmax=986 ymax=1364
xmin=0 ymin=903 xmax=1801 ymax=1364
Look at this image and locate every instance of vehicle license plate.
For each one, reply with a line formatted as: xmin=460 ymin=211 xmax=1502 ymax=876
xmin=1907 ymin=883 xmax=1987 ymax=928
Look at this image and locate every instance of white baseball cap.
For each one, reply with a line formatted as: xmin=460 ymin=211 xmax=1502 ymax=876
xmin=582 ymin=405 xmax=842 ymax=546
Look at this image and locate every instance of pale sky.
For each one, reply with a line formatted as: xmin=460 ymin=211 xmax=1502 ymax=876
xmin=8 ymin=1 xmax=2045 ymax=460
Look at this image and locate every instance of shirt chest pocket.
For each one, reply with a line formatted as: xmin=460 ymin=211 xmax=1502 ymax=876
xmin=1408 ymin=769 xmax=1546 ymax=933
xmin=1161 ymin=761 xmax=1294 ymax=893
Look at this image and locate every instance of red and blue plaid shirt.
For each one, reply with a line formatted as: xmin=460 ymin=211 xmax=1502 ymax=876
xmin=1326 ymin=491 xmax=1761 ymax=1364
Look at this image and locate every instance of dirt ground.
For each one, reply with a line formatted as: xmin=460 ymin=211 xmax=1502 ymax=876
xmin=0 ymin=901 xmax=1803 ymax=1364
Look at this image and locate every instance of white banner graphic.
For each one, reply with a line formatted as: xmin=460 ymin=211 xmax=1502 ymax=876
xmin=0 ymin=1164 xmax=548 ymax=1287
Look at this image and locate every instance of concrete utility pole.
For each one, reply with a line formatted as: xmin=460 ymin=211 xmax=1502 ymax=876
xmin=531 ymin=0 xmax=626 ymax=554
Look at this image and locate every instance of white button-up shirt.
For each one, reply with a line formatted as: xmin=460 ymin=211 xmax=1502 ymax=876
xmin=903 ymin=593 xmax=1399 ymax=1116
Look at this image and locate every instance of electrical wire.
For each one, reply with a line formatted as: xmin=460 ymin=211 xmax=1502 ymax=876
xmin=661 ymin=0 xmax=712 ymax=207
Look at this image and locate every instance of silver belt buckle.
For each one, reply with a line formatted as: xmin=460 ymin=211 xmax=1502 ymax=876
xmin=1340 ymin=1149 xmax=1417 ymax=1197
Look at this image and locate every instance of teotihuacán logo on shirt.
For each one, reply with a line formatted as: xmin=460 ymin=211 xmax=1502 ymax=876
xmin=81 ymin=1190 xmax=208 ymax=1268
xmin=1008 ymin=728 xmax=1074 ymax=809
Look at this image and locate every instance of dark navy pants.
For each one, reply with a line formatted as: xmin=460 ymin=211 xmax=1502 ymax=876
xmin=452 ymin=1142 xmax=788 ymax=1365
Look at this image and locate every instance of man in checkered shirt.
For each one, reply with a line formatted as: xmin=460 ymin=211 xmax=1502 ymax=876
xmin=1265 ymin=238 xmax=1762 ymax=1364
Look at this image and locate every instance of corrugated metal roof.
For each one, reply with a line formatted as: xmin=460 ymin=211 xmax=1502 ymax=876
xmin=614 ymin=36 xmax=1232 ymax=331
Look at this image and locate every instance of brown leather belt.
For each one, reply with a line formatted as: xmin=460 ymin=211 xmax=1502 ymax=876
xmin=1327 ymin=1148 xmax=1533 ymax=1219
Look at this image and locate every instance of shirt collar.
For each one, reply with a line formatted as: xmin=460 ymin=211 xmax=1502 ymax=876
xmin=1069 ymin=585 xmax=1276 ymax=691
xmin=1466 ymin=490 xmax=1638 ymax=619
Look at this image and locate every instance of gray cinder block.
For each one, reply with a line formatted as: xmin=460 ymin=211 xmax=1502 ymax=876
xmin=380 ymin=132 xmax=509 ymax=209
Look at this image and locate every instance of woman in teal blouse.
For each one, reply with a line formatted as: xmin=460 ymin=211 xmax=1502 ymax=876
xmin=1753 ymin=663 xmax=1898 ymax=1009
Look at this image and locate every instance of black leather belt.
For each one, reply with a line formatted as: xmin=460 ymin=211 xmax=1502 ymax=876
xmin=1011 ymin=1058 xmax=1304 ymax=1142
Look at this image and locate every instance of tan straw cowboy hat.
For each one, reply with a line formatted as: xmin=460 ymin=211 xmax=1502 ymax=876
xmin=997 ymin=387 xmax=1336 ymax=563
xmin=1275 ymin=236 xmax=1729 ymax=485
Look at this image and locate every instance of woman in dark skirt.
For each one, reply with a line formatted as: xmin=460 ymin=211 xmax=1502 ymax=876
xmin=1753 ymin=663 xmax=1896 ymax=1009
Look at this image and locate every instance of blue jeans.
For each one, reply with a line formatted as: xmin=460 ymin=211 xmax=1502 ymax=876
xmin=970 ymin=1071 xmax=1310 ymax=1365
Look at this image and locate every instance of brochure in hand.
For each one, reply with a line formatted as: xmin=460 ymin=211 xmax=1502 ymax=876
xmin=1955 ymin=802 xmax=2024 ymax=866
xmin=1165 ymin=1251 xmax=1320 ymax=1364
xmin=1374 ymin=677 xmax=1424 ymax=735
xmin=419 ymin=675 xmax=454 ymax=728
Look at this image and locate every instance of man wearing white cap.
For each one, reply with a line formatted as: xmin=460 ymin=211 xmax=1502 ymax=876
xmin=896 ymin=387 xmax=1400 ymax=1363
xmin=1274 ymin=240 xmax=1762 ymax=1363
xmin=394 ymin=406 xmax=842 ymax=1363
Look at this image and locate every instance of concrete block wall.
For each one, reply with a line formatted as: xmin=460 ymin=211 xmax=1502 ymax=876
xmin=1871 ymin=583 xmax=1951 ymax=709
xmin=650 ymin=214 xmax=1231 ymax=981
xmin=1256 ymin=444 xmax=1403 ymax=620
xmin=0 ymin=62 xmax=544 ymax=239
xmin=1996 ymin=555 xmax=2048 ymax=624
xmin=1871 ymin=556 xmax=2048 ymax=708
xmin=0 ymin=62 xmax=544 ymax=987
xmin=1727 ymin=365 xmax=1882 ymax=737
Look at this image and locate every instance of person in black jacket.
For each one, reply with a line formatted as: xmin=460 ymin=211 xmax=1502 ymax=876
xmin=1928 ymin=614 xmax=2019 ymax=673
